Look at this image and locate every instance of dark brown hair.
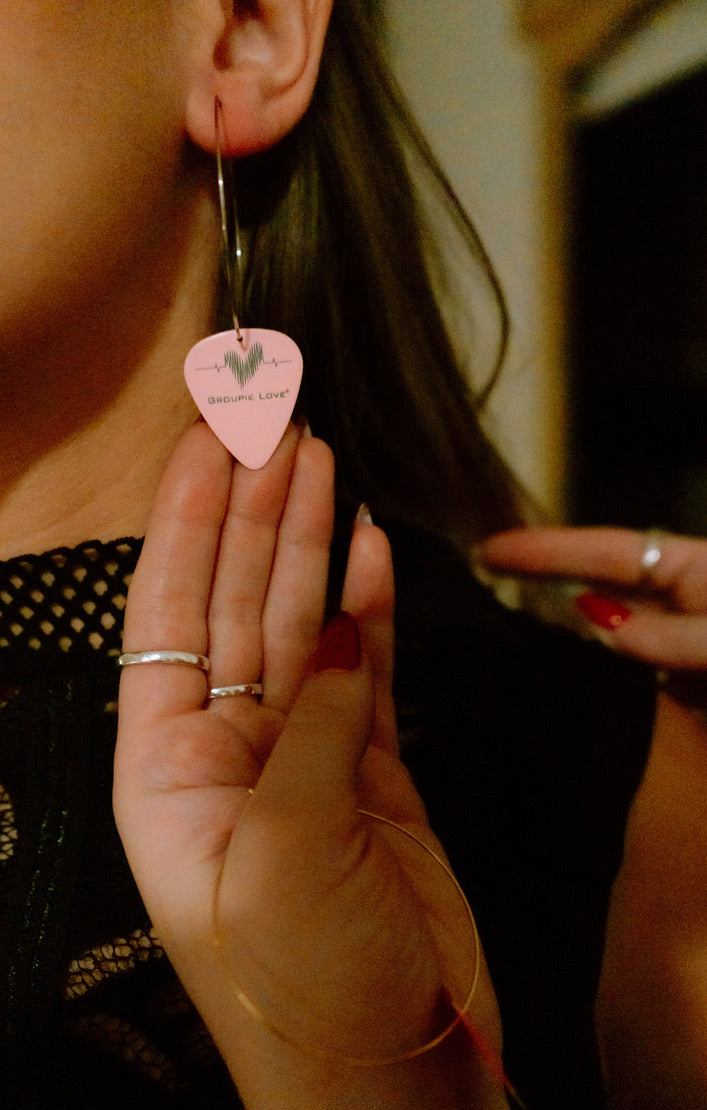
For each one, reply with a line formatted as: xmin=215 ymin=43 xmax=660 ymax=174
xmin=226 ymin=0 xmax=524 ymax=547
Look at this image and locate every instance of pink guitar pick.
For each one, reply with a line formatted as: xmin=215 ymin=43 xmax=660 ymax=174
xmin=184 ymin=328 xmax=303 ymax=469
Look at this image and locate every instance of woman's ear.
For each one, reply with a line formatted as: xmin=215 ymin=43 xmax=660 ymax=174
xmin=185 ymin=0 xmax=333 ymax=156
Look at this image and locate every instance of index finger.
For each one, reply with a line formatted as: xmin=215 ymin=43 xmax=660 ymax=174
xmin=479 ymin=527 xmax=707 ymax=608
xmin=119 ymin=422 xmax=233 ymax=719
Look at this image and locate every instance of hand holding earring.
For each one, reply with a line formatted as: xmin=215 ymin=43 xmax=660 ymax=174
xmin=114 ymin=422 xmax=512 ymax=1109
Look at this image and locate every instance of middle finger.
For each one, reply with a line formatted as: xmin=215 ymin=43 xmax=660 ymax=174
xmin=207 ymin=424 xmax=300 ymax=690
xmin=261 ymin=435 xmax=335 ymax=712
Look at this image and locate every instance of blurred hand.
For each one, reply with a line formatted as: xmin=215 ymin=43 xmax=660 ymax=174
xmin=480 ymin=527 xmax=707 ymax=711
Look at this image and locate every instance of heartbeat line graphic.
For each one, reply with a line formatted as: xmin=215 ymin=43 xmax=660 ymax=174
xmin=195 ymin=346 xmax=293 ymax=385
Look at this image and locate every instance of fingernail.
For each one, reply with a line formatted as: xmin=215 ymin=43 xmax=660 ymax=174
xmin=575 ymin=592 xmax=632 ymax=631
xmin=355 ymin=502 xmax=373 ymax=526
xmin=314 ymin=612 xmax=361 ymax=672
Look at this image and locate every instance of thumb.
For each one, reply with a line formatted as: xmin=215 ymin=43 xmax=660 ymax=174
xmin=255 ymin=613 xmax=375 ymax=816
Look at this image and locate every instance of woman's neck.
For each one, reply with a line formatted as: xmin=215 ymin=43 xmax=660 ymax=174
xmin=0 ymin=375 xmax=198 ymax=560
xmin=0 ymin=192 xmax=220 ymax=560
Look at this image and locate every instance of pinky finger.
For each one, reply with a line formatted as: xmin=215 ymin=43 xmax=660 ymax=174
xmin=340 ymin=515 xmax=398 ymax=754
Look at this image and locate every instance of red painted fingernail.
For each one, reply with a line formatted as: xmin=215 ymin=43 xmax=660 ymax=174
xmin=314 ymin=612 xmax=361 ymax=672
xmin=575 ymin=592 xmax=632 ymax=631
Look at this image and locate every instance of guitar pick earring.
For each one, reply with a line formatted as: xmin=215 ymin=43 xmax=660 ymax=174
xmin=183 ymin=98 xmax=304 ymax=469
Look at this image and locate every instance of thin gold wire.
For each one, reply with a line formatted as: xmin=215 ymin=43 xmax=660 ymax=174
xmin=215 ymin=97 xmax=243 ymax=342
xmin=222 ymin=809 xmax=481 ymax=1067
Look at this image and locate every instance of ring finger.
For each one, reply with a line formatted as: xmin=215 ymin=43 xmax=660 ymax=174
xmin=207 ymin=432 xmax=335 ymax=715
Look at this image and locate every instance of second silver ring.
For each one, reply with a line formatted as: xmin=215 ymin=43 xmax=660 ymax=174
xmin=208 ymin=683 xmax=263 ymax=699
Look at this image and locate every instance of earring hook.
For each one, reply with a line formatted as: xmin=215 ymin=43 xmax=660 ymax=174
xmin=215 ymin=97 xmax=243 ymax=342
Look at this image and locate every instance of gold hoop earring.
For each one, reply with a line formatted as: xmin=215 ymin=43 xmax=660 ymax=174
xmin=183 ymin=98 xmax=304 ymax=469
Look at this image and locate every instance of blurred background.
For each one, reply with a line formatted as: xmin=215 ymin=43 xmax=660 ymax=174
xmin=386 ymin=0 xmax=706 ymax=534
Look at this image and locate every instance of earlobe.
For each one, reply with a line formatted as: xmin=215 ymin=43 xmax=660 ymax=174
xmin=185 ymin=0 xmax=333 ymax=157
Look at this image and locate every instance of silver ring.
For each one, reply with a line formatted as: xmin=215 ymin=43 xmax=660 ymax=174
xmin=208 ymin=684 xmax=263 ymax=699
xmin=118 ymin=650 xmax=210 ymax=671
xmin=639 ymin=529 xmax=665 ymax=589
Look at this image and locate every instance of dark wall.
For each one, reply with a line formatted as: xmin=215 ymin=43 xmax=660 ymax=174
xmin=569 ymin=65 xmax=707 ymax=535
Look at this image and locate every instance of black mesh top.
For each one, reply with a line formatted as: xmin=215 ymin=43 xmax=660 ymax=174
xmin=0 ymin=528 xmax=656 ymax=1109
xmin=0 ymin=539 xmax=240 ymax=1108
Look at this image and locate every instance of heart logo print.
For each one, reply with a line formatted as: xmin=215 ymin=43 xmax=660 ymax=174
xmin=184 ymin=328 xmax=303 ymax=469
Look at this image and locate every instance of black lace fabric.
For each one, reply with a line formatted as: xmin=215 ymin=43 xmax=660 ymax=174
xmin=0 ymin=539 xmax=240 ymax=1108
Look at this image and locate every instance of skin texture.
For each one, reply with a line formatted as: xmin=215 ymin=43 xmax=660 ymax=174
xmin=0 ymin=1 xmax=214 ymax=555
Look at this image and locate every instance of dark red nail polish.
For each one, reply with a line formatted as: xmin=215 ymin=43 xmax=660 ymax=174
xmin=576 ymin=592 xmax=632 ymax=631
xmin=314 ymin=612 xmax=361 ymax=672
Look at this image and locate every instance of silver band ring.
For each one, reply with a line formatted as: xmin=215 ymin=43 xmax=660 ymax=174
xmin=208 ymin=684 xmax=263 ymax=699
xmin=639 ymin=529 xmax=665 ymax=589
xmin=118 ymin=650 xmax=210 ymax=671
